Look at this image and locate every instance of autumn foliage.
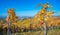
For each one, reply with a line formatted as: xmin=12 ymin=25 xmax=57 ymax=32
xmin=0 ymin=3 xmax=60 ymax=32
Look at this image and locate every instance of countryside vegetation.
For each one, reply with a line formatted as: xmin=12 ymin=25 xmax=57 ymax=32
xmin=0 ymin=2 xmax=60 ymax=35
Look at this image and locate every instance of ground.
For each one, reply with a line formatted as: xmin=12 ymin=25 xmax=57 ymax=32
xmin=4 ymin=29 xmax=60 ymax=35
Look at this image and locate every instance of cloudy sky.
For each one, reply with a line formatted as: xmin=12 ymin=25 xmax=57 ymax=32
xmin=0 ymin=0 xmax=60 ymax=17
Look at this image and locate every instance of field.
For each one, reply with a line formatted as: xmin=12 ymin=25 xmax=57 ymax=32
xmin=0 ymin=16 xmax=60 ymax=35
xmin=2 ymin=28 xmax=60 ymax=35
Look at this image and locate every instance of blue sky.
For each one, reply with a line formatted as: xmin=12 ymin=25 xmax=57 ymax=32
xmin=0 ymin=0 xmax=60 ymax=17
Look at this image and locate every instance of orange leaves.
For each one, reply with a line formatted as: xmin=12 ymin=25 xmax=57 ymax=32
xmin=3 ymin=23 xmax=8 ymax=29
xmin=46 ymin=11 xmax=54 ymax=16
xmin=40 ymin=10 xmax=45 ymax=16
xmin=6 ymin=9 xmax=18 ymax=24
xmin=6 ymin=16 xmax=9 ymax=22
xmin=17 ymin=18 xmax=31 ymax=29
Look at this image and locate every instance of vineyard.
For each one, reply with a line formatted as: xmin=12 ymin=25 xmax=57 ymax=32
xmin=0 ymin=2 xmax=60 ymax=35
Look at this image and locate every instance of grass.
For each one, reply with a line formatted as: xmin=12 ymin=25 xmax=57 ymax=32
xmin=2 ymin=29 xmax=60 ymax=35
xmin=11 ymin=29 xmax=60 ymax=35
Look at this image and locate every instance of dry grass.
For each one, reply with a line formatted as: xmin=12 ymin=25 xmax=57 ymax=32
xmin=10 ymin=29 xmax=60 ymax=35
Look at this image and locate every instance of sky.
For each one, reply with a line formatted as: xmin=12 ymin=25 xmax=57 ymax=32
xmin=0 ymin=0 xmax=60 ymax=17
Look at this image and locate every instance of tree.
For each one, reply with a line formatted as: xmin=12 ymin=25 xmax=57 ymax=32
xmin=36 ymin=2 xmax=54 ymax=35
xmin=6 ymin=9 xmax=18 ymax=35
